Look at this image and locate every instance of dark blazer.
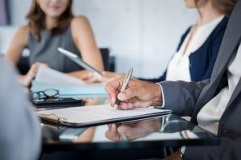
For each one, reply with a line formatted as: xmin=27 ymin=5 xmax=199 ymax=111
xmin=141 ymin=17 xmax=229 ymax=83
xmin=160 ymin=0 xmax=241 ymax=159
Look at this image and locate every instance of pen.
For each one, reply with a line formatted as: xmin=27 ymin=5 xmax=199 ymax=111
xmin=114 ymin=67 xmax=133 ymax=109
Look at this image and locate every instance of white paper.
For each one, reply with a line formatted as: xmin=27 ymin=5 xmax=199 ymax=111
xmin=37 ymin=104 xmax=171 ymax=124
xmin=35 ymin=66 xmax=85 ymax=85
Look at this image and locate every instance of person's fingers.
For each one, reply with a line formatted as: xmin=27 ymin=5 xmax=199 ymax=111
xmin=101 ymin=71 xmax=110 ymax=77
xmin=22 ymin=75 xmax=32 ymax=87
xmin=106 ymin=79 xmax=138 ymax=109
xmin=118 ymin=101 xmax=143 ymax=110
xmin=102 ymin=71 xmax=116 ymax=78
xmin=117 ymin=125 xmax=140 ymax=140
xmin=105 ymin=124 xmax=122 ymax=141
xmin=107 ymin=93 xmax=115 ymax=106
xmin=105 ymin=78 xmax=123 ymax=104
xmin=81 ymin=72 xmax=92 ymax=79
xmin=24 ymin=62 xmax=49 ymax=86
xmin=118 ymin=84 xmax=140 ymax=101
xmin=106 ymin=78 xmax=152 ymax=109
xmin=107 ymin=124 xmax=113 ymax=129
xmin=33 ymin=62 xmax=48 ymax=69
xmin=101 ymin=71 xmax=118 ymax=83
xmin=30 ymin=62 xmax=48 ymax=75
xmin=80 ymin=71 xmax=103 ymax=83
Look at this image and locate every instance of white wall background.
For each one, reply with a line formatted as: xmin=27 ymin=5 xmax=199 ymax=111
xmin=2 ymin=0 xmax=197 ymax=78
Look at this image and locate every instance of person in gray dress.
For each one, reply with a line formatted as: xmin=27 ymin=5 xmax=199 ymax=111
xmin=105 ymin=0 xmax=241 ymax=159
xmin=0 ymin=56 xmax=41 ymax=160
xmin=6 ymin=0 xmax=104 ymax=86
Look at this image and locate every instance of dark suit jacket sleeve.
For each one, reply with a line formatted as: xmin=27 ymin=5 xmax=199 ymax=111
xmin=160 ymin=80 xmax=241 ymax=160
xmin=0 ymin=57 xmax=41 ymax=160
xmin=160 ymin=80 xmax=209 ymax=116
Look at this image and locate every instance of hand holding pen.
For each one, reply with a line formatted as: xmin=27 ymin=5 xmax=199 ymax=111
xmin=105 ymin=71 xmax=162 ymax=110
xmin=113 ymin=68 xmax=133 ymax=109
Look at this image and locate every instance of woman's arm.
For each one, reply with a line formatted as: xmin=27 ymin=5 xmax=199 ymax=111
xmin=68 ymin=16 xmax=104 ymax=79
xmin=5 ymin=25 xmax=29 ymax=64
xmin=5 ymin=26 xmax=48 ymax=86
xmin=5 ymin=26 xmax=33 ymax=86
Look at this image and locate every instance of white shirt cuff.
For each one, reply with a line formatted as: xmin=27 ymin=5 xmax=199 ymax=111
xmin=156 ymin=83 xmax=165 ymax=108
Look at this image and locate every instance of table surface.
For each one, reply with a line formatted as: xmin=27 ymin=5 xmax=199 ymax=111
xmin=39 ymin=98 xmax=220 ymax=159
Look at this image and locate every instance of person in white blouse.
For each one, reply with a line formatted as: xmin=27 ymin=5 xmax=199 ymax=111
xmin=164 ymin=0 xmax=232 ymax=82
xmin=83 ymin=0 xmax=236 ymax=84
xmin=142 ymin=0 xmax=236 ymax=82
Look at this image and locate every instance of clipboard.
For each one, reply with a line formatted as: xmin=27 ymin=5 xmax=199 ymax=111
xmin=58 ymin=47 xmax=102 ymax=76
xmin=36 ymin=104 xmax=172 ymax=127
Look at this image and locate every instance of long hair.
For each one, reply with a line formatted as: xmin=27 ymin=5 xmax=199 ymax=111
xmin=211 ymin=0 xmax=237 ymax=16
xmin=27 ymin=0 xmax=73 ymax=41
xmin=194 ymin=0 xmax=237 ymax=16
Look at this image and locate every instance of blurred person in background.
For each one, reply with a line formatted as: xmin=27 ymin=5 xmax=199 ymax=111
xmin=6 ymin=0 xmax=104 ymax=86
xmin=85 ymin=0 xmax=236 ymax=84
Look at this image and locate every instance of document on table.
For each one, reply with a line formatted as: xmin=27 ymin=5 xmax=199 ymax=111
xmin=31 ymin=81 xmax=107 ymax=98
xmin=35 ymin=66 xmax=85 ymax=85
xmin=36 ymin=104 xmax=172 ymax=127
xmin=31 ymin=67 xmax=107 ymax=98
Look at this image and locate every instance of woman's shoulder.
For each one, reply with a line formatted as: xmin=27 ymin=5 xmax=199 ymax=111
xmin=12 ymin=25 xmax=30 ymax=46
xmin=16 ymin=25 xmax=30 ymax=36
xmin=71 ymin=16 xmax=90 ymax=27
xmin=70 ymin=16 xmax=92 ymax=36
